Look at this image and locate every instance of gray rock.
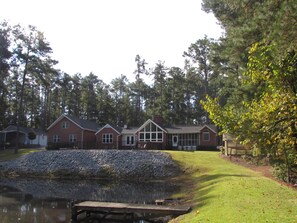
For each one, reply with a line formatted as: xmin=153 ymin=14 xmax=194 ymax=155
xmin=0 ymin=150 xmax=181 ymax=180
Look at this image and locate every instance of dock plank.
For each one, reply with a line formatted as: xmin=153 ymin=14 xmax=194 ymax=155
xmin=74 ymin=201 xmax=191 ymax=215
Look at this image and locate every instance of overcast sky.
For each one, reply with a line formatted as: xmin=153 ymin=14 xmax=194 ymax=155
xmin=0 ymin=0 xmax=223 ymax=84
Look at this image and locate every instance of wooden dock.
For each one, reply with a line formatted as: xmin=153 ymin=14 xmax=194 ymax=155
xmin=71 ymin=201 xmax=191 ymax=222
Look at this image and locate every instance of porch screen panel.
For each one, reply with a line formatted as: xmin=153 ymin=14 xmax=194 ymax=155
xmin=176 ymin=134 xmax=198 ymax=146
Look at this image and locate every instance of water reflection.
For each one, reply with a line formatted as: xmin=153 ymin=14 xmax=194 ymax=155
xmin=0 ymin=178 xmax=181 ymax=223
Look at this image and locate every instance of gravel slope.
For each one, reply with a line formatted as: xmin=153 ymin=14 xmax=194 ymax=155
xmin=0 ymin=150 xmax=181 ymax=180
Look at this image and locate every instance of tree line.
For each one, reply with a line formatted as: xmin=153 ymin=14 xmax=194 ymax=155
xmin=0 ymin=21 xmax=220 ymax=130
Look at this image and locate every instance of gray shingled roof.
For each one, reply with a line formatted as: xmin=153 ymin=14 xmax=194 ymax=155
xmin=165 ymin=124 xmax=217 ymax=134
xmin=66 ymin=115 xmax=101 ymax=131
xmin=1 ymin=125 xmax=46 ymax=134
xmin=165 ymin=126 xmax=202 ymax=134
xmin=106 ymin=124 xmax=123 ymax=134
xmin=121 ymin=127 xmax=138 ymax=134
xmin=121 ymin=124 xmax=217 ymax=134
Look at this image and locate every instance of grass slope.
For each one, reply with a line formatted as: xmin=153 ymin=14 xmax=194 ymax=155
xmin=167 ymin=151 xmax=297 ymax=223
xmin=0 ymin=149 xmax=41 ymax=162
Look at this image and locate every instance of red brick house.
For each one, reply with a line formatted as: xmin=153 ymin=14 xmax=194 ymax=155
xmin=95 ymin=119 xmax=218 ymax=150
xmin=47 ymin=115 xmax=218 ymax=150
xmin=47 ymin=115 xmax=101 ymax=149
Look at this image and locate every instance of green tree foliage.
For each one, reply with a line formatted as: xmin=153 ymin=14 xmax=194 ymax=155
xmin=0 ymin=21 xmax=11 ymax=129
xmin=9 ymin=24 xmax=57 ymax=152
xmin=201 ymin=0 xmax=297 ymax=183
xmin=167 ymin=67 xmax=187 ymax=125
xmin=80 ymin=73 xmax=100 ymax=120
xmin=183 ymin=36 xmax=220 ymax=123
xmin=28 ymin=131 xmax=36 ymax=140
xmin=202 ymin=0 xmax=297 ymax=62
xmin=147 ymin=61 xmax=169 ymax=120
xmin=130 ymin=55 xmax=148 ymax=126
xmin=111 ymin=74 xmax=132 ymax=126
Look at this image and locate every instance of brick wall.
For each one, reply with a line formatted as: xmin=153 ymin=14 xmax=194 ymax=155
xmin=96 ymin=127 xmax=120 ymax=149
xmin=199 ymin=126 xmax=218 ymax=147
xmin=47 ymin=117 xmax=96 ymax=149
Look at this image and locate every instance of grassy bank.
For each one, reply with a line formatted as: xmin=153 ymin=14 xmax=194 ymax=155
xmin=167 ymin=151 xmax=297 ymax=223
xmin=0 ymin=148 xmax=41 ymax=162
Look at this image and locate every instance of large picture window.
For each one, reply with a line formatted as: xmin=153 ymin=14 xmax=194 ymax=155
xmin=139 ymin=122 xmax=163 ymax=142
xmin=103 ymin=134 xmax=113 ymax=143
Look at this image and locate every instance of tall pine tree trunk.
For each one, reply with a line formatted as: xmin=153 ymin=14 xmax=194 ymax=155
xmin=15 ymin=56 xmax=29 ymax=154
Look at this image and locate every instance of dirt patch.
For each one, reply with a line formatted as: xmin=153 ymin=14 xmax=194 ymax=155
xmin=220 ymin=155 xmax=297 ymax=190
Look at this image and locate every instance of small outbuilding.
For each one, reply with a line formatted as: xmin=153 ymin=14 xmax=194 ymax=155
xmin=0 ymin=125 xmax=47 ymax=148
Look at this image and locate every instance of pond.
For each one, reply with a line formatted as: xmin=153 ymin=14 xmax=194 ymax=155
xmin=0 ymin=177 xmax=182 ymax=223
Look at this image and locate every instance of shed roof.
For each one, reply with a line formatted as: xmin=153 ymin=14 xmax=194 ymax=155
xmin=1 ymin=125 xmax=45 ymax=135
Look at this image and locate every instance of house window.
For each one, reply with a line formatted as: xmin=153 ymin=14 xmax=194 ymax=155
xmin=125 ymin=135 xmax=135 ymax=146
xmin=131 ymin=136 xmax=134 ymax=145
xmin=53 ymin=135 xmax=60 ymax=143
xmin=62 ymin=121 xmax=69 ymax=129
xmin=203 ymin=132 xmax=210 ymax=141
xmin=139 ymin=122 xmax=163 ymax=142
xmin=69 ymin=134 xmax=77 ymax=143
xmin=103 ymin=134 xmax=113 ymax=143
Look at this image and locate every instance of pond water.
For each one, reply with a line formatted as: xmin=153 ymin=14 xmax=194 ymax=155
xmin=0 ymin=177 xmax=181 ymax=223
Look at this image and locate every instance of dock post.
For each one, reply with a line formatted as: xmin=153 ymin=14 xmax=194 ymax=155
xmin=71 ymin=201 xmax=78 ymax=223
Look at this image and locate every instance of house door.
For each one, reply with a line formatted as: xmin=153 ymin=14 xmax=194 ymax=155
xmin=172 ymin=135 xmax=178 ymax=147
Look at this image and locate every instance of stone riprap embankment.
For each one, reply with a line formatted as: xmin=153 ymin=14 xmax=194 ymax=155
xmin=0 ymin=150 xmax=181 ymax=180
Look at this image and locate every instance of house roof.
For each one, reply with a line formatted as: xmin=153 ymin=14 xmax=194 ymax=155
xmin=0 ymin=125 xmax=45 ymax=135
xmin=95 ymin=124 xmax=123 ymax=135
xmin=136 ymin=119 xmax=167 ymax=133
xmin=94 ymin=121 xmax=218 ymax=135
xmin=165 ymin=125 xmax=203 ymax=134
xmin=201 ymin=124 xmax=218 ymax=134
xmin=47 ymin=114 xmax=101 ymax=132
xmin=66 ymin=115 xmax=101 ymax=131
xmin=121 ymin=127 xmax=139 ymax=134
xmin=165 ymin=124 xmax=217 ymax=134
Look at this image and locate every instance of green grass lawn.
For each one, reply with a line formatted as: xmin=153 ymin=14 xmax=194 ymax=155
xmin=0 ymin=148 xmax=42 ymax=162
xmin=167 ymin=151 xmax=297 ymax=223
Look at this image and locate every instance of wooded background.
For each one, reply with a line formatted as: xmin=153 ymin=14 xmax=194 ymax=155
xmin=0 ymin=0 xmax=296 ymax=183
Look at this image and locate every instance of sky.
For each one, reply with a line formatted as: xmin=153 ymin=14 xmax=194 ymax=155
xmin=0 ymin=0 xmax=223 ymax=84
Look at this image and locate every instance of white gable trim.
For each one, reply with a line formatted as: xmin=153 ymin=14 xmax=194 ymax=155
xmin=47 ymin=114 xmax=91 ymax=131
xmin=46 ymin=114 xmax=66 ymax=131
xmin=136 ymin=119 xmax=167 ymax=133
xmin=200 ymin=125 xmax=217 ymax=134
xmin=95 ymin=124 xmax=121 ymax=135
